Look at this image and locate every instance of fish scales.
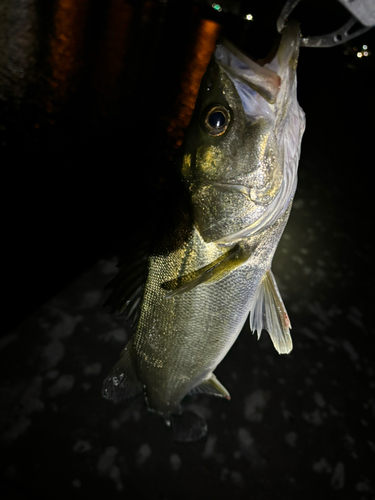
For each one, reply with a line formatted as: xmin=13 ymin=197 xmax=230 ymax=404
xmin=103 ymin=20 xmax=305 ymax=436
xmin=135 ymin=206 xmax=291 ymax=415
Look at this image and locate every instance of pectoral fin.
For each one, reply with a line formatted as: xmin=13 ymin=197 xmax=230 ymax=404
xmin=250 ymin=270 xmax=292 ymax=354
xmin=164 ymin=244 xmax=251 ymax=298
xmin=189 ymin=373 xmax=231 ymax=400
xmin=102 ymin=339 xmax=143 ymax=403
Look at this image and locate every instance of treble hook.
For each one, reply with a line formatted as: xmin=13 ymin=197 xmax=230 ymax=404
xmin=277 ymin=0 xmax=374 ymax=48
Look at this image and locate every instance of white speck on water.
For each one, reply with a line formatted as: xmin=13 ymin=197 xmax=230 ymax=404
xmin=348 ymin=306 xmax=365 ymax=330
xmin=285 ymin=431 xmax=297 ymax=447
xmin=293 ymin=199 xmax=304 ymax=209
xmin=299 ymin=327 xmax=319 ymax=340
xmin=2 ymin=376 xmax=45 ymax=442
xmin=22 ymin=376 xmax=45 ymax=414
xmin=79 ymin=290 xmax=102 ymax=309
xmin=45 ymin=370 xmax=59 ymax=380
xmin=221 ymin=467 xmax=229 ymax=481
xmin=108 ymin=465 xmax=123 ymax=491
xmin=136 ymin=443 xmax=151 ymax=466
xmin=100 ymin=328 xmax=127 ymax=343
xmin=2 ymin=416 xmax=31 ymax=443
xmin=100 ymin=258 xmax=118 ymax=275
xmin=230 ymin=471 xmax=244 ymax=487
xmin=308 ymin=302 xmax=331 ymax=327
xmin=238 ymin=427 xmax=264 ymax=467
xmin=98 ymin=447 xmax=118 ymax=472
xmin=303 ymin=409 xmax=324 ymax=425
xmin=244 ymin=389 xmax=268 ymax=422
xmin=43 ymin=339 xmax=65 ymax=369
xmin=72 ymin=479 xmax=81 ymax=488
xmin=73 ymin=440 xmax=92 ymax=453
xmin=331 ymin=462 xmax=345 ymax=489
xmin=342 ymin=340 xmax=359 ymax=363
xmin=238 ymin=427 xmax=253 ymax=448
xmin=203 ymin=435 xmax=216 ymax=459
xmin=48 ymin=374 xmax=75 ymax=397
xmin=314 ymin=392 xmax=325 ymax=408
xmin=49 ymin=311 xmax=82 ymax=338
xmin=356 ymin=480 xmax=373 ymax=493
xmin=111 ymin=409 xmax=133 ymax=430
xmin=313 ymin=457 xmax=332 ymax=473
xmin=97 ymin=446 xmax=123 ymax=491
xmin=342 ymin=434 xmax=355 ymax=451
xmin=280 ymin=401 xmax=293 ymax=421
xmin=133 ymin=410 xmax=141 ymax=422
xmin=315 ymin=267 xmax=326 ymax=281
xmin=292 ymin=255 xmax=304 ymax=265
xmin=170 ymin=454 xmax=182 ymax=471
xmin=0 ymin=333 xmax=18 ymax=350
xmin=83 ymin=362 xmax=102 ymax=376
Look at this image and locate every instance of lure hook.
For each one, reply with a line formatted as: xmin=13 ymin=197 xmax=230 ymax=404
xmin=277 ymin=0 xmax=374 ymax=48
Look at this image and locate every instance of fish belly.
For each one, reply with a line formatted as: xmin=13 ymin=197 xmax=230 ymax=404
xmin=134 ymin=256 xmax=264 ymax=415
xmin=132 ymin=207 xmax=289 ymax=415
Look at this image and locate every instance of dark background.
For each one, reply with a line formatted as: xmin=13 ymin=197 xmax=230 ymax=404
xmin=1 ymin=1 xmax=375 ymax=499
xmin=2 ymin=0 xmax=373 ymax=335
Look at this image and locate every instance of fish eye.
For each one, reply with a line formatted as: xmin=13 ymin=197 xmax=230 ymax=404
xmin=203 ymin=105 xmax=231 ymax=137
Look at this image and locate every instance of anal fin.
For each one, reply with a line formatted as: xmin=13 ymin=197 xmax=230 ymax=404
xmin=189 ymin=373 xmax=231 ymax=400
xmin=249 ymin=269 xmax=293 ymax=354
xmin=102 ymin=339 xmax=143 ymax=403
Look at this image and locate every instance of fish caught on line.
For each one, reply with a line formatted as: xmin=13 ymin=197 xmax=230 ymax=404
xmin=102 ymin=20 xmax=305 ymax=442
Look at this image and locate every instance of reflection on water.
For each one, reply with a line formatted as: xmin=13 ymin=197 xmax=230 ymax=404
xmin=0 ymin=0 xmax=224 ymax=331
xmin=0 ymin=0 xmax=222 ymax=153
xmin=0 ymin=0 xmax=38 ymax=103
xmin=167 ymin=19 xmax=220 ymax=150
xmin=92 ymin=0 xmax=134 ymax=115
xmin=48 ymin=0 xmax=90 ymax=110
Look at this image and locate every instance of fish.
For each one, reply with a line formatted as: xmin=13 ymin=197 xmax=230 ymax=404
xmin=102 ymin=20 xmax=305 ymax=441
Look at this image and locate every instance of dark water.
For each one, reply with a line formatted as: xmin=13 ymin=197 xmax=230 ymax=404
xmin=1 ymin=1 xmax=375 ymax=499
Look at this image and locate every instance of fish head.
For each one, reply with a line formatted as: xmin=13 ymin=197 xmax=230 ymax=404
xmin=179 ymin=21 xmax=305 ymax=243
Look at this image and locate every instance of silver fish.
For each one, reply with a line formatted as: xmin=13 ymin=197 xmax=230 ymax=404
xmin=103 ymin=20 xmax=305 ymax=439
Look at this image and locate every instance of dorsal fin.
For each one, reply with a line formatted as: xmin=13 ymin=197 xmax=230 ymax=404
xmin=249 ymin=270 xmax=292 ymax=354
xmin=189 ymin=373 xmax=231 ymax=400
xmin=104 ymin=248 xmax=148 ymax=326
